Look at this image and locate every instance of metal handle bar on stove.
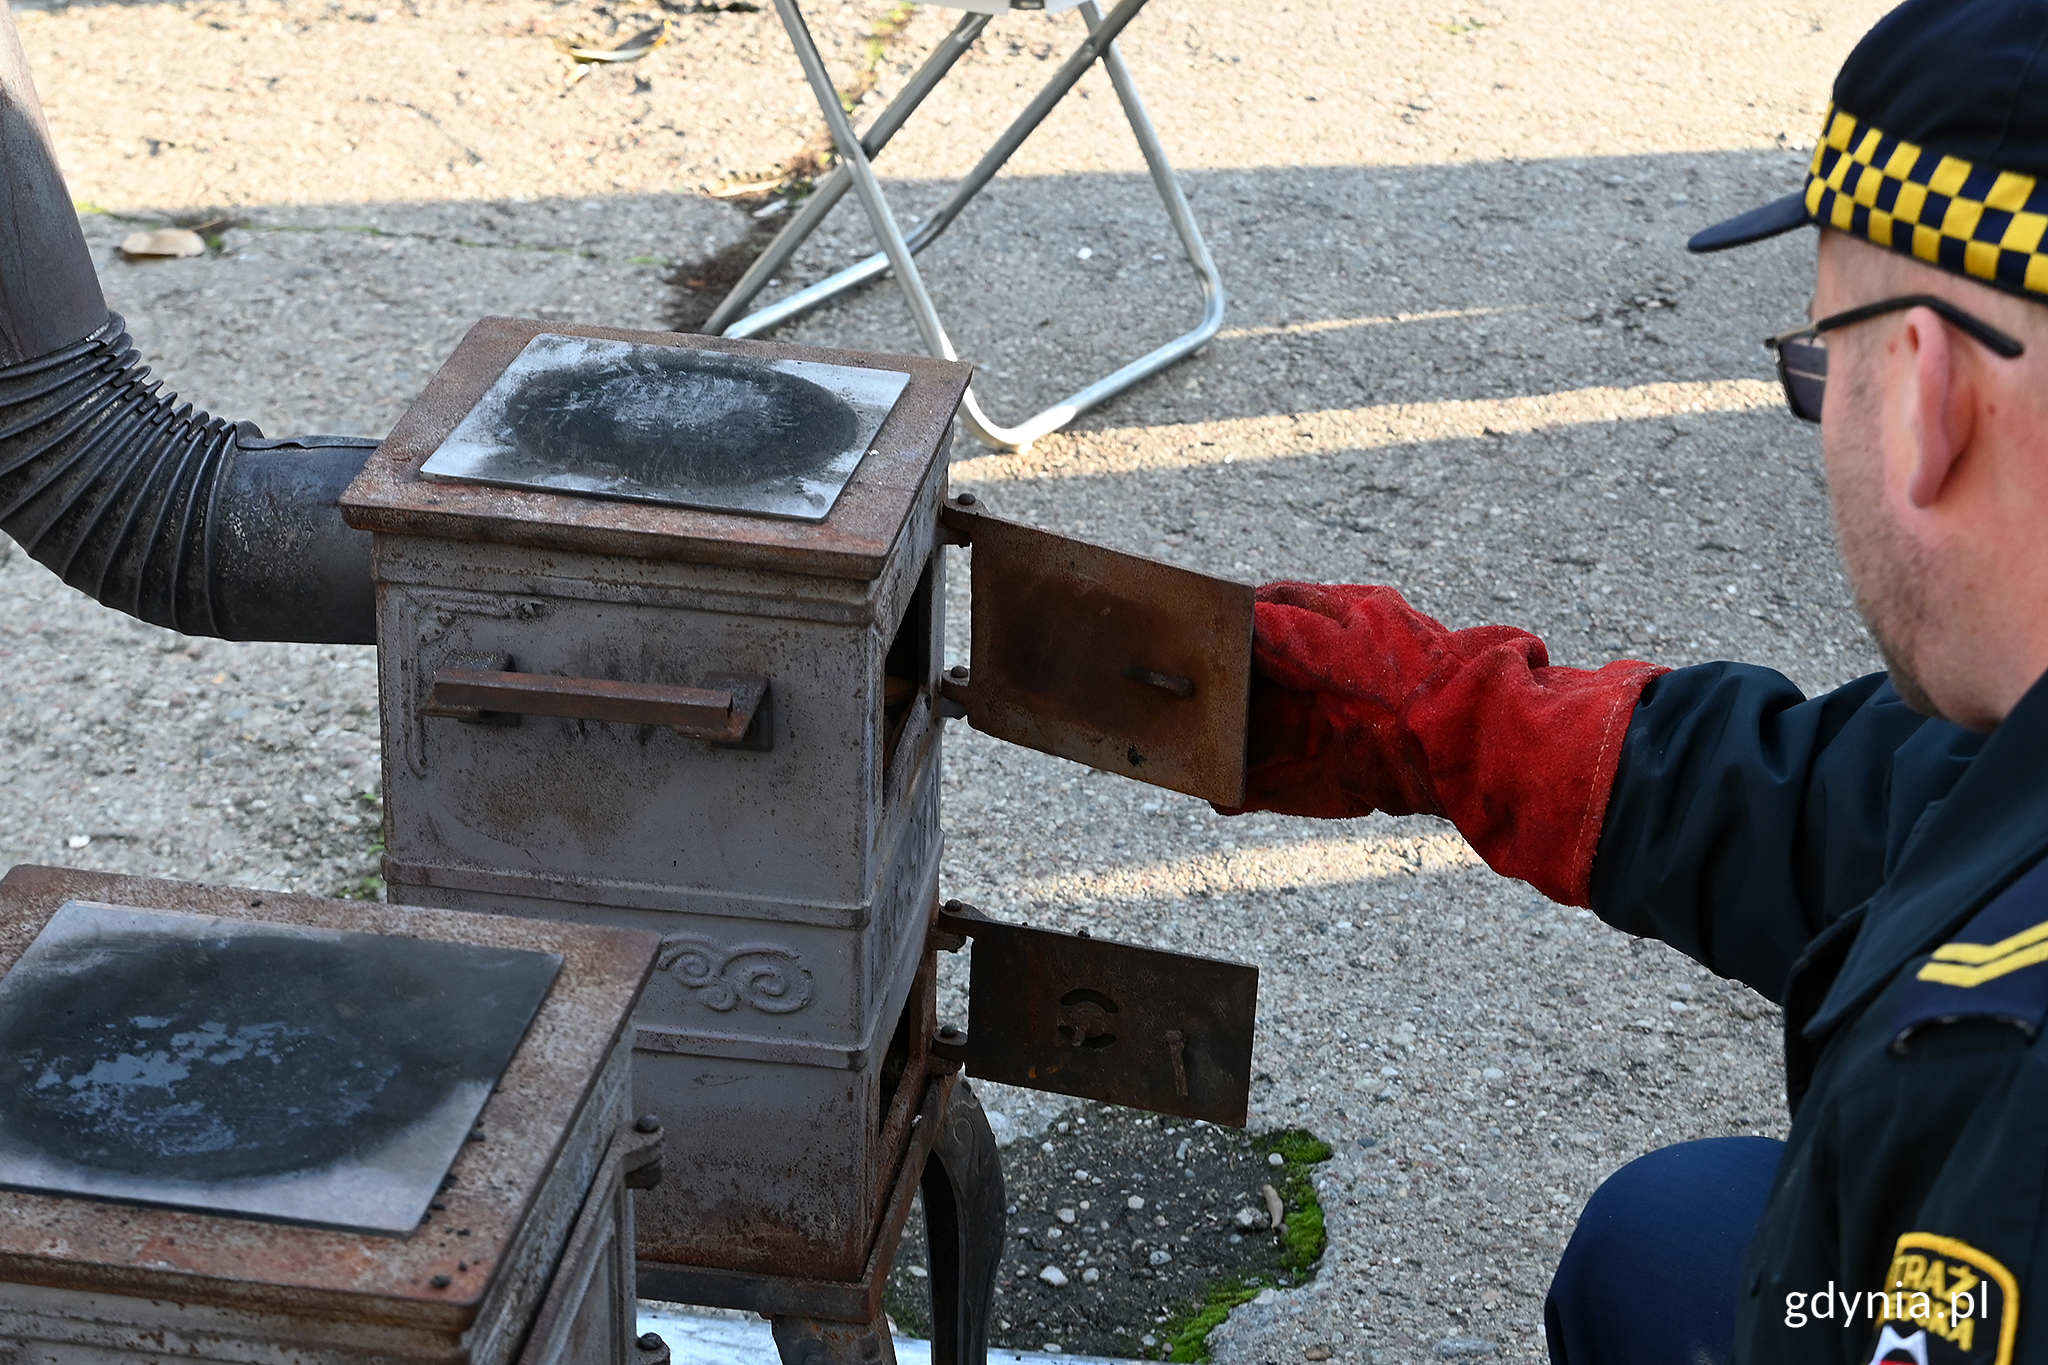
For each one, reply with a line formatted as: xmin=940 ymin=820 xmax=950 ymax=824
xmin=424 ymin=668 xmax=769 ymax=745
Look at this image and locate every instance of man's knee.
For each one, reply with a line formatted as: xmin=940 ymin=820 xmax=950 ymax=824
xmin=1547 ymin=1137 xmax=1784 ymax=1365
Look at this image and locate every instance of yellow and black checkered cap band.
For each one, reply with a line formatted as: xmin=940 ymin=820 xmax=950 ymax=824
xmin=1807 ymin=103 xmax=2048 ymax=301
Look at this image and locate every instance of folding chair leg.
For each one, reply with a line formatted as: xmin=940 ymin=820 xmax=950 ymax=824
xmin=772 ymin=0 xmax=957 ymax=363
xmin=735 ymin=0 xmax=1156 ymax=344
xmin=757 ymin=0 xmax=1225 ymax=453
xmin=703 ymin=9 xmax=992 ymax=338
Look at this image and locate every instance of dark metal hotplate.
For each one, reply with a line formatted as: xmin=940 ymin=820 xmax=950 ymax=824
xmin=419 ymin=333 xmax=912 ymax=522
xmin=0 ymin=901 xmax=561 ymax=1235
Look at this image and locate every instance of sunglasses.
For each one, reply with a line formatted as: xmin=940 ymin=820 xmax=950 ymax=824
xmin=1763 ymin=294 xmax=2026 ymax=423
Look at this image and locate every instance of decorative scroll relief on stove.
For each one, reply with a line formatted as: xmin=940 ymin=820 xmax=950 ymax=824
xmin=658 ymin=936 xmax=814 ymax=1015
xmin=419 ymin=333 xmax=913 ymax=523
xmin=630 ymin=775 xmax=938 ymax=1057
xmin=0 ymin=901 xmax=560 ymax=1235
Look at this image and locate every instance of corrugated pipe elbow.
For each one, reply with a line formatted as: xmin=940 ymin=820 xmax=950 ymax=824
xmin=0 ymin=315 xmax=379 ymax=644
xmin=2 ymin=4 xmax=376 ymax=646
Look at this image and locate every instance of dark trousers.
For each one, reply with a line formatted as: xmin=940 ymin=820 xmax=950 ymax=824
xmin=1544 ymin=1136 xmax=1785 ymax=1365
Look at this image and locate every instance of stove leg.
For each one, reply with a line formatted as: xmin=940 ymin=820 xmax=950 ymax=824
xmin=923 ymin=1078 xmax=1007 ymax=1365
xmin=771 ymin=1314 xmax=899 ymax=1365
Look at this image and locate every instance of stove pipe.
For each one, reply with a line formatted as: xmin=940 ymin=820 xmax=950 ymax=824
xmin=0 ymin=8 xmax=375 ymax=644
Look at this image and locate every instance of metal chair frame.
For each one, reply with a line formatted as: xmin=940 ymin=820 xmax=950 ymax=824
xmin=706 ymin=0 xmax=1224 ymax=452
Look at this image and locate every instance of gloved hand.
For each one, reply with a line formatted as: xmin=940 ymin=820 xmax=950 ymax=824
xmin=1221 ymin=582 xmax=1667 ymax=907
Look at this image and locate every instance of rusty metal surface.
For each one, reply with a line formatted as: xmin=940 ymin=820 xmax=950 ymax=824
xmin=937 ymin=901 xmax=1257 ymax=1127
xmin=944 ymin=498 xmax=1253 ymax=806
xmin=513 ymin=1120 xmax=664 ymax=1365
xmin=339 ymin=316 xmax=972 ymax=582
xmin=426 ymin=667 xmax=766 ymax=744
xmin=636 ymin=1070 xmax=955 ymax=1324
xmin=0 ymin=865 xmax=656 ymax=1333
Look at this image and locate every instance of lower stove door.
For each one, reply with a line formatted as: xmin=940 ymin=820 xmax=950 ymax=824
xmin=932 ymin=901 xmax=1258 ymax=1128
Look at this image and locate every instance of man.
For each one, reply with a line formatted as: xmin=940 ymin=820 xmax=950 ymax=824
xmin=1224 ymin=1 xmax=2048 ymax=1361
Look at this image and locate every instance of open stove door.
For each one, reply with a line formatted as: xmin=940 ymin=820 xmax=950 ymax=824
xmin=938 ymin=496 xmax=1253 ymax=807
xmin=931 ymin=900 xmax=1257 ymax=1127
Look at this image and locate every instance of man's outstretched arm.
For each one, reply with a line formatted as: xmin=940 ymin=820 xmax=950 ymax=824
xmin=1228 ymin=582 xmax=1980 ymax=1001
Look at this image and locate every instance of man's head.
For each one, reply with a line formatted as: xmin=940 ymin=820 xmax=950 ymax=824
xmin=1811 ymin=232 xmax=2048 ymax=730
xmin=1689 ymin=0 xmax=2048 ymax=731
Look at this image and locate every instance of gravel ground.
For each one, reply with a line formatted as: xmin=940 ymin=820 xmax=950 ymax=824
xmin=3 ymin=1 xmax=1898 ymax=1362
xmin=885 ymin=1103 xmax=1327 ymax=1360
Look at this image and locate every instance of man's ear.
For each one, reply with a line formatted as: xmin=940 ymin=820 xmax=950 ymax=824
xmin=1903 ymin=306 xmax=1974 ymax=509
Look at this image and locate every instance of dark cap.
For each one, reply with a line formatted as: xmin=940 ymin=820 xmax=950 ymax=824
xmin=1688 ymin=0 xmax=2048 ymax=303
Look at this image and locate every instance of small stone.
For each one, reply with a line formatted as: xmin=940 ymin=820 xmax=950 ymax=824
xmin=907 ymin=1265 xmax=928 ymax=1278
xmin=1057 ymin=1208 xmax=1076 ymax=1224
xmin=1043 ymin=1345 xmax=1060 ymax=1355
xmin=66 ymin=835 xmax=90 ymax=850
xmin=1433 ymin=1337 xmax=1497 ymax=1359
xmin=1148 ymin=1249 xmax=1173 ymax=1266
xmin=1305 ymin=1346 xmax=1334 ymax=1361
xmin=1267 ymin=1152 xmax=1285 ymax=1167
xmin=1127 ymin=1195 xmax=1146 ymax=1210
xmin=1142 ymin=1336 xmax=1158 ymax=1348
xmin=1082 ymin=1268 xmax=1100 ymax=1284
xmin=1039 ymin=1265 xmax=1069 ymax=1287
xmin=1233 ymin=1207 xmax=1261 ymax=1229
xmin=1076 ymin=246 xmax=1094 ymax=260
xmin=120 ymin=228 xmax=206 ymax=259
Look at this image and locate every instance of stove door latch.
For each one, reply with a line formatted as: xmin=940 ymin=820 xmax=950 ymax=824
xmin=424 ymin=662 xmax=772 ymax=749
xmin=927 ymin=898 xmax=1257 ymax=1127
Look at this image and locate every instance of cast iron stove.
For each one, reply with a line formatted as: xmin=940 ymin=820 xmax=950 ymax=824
xmin=341 ymin=318 xmax=1263 ymax=1365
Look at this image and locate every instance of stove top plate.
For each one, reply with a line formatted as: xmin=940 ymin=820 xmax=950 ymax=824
xmin=419 ymin=332 xmax=912 ymax=522
xmin=0 ymin=901 xmax=560 ymax=1235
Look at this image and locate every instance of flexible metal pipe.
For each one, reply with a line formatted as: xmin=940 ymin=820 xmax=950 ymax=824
xmin=0 ymin=7 xmax=375 ymax=644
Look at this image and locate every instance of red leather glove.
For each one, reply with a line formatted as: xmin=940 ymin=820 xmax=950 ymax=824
xmin=1223 ymin=582 xmax=1668 ymax=907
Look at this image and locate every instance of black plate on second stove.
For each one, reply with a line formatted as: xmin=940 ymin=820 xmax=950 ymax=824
xmin=0 ymin=902 xmax=561 ymax=1233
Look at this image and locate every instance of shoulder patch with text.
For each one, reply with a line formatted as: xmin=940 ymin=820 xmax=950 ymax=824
xmin=1867 ymin=1232 xmax=2019 ymax=1365
xmin=1893 ymin=858 xmax=2048 ymax=1052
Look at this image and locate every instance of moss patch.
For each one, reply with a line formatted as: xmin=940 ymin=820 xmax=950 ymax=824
xmin=1152 ymin=1128 xmax=1334 ymax=1362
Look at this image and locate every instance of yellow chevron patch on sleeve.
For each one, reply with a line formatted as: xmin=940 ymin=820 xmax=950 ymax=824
xmin=1918 ymin=916 xmax=2048 ymax=987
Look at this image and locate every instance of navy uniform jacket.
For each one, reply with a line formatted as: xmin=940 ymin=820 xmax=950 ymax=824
xmin=1590 ymin=662 xmax=2048 ymax=1365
